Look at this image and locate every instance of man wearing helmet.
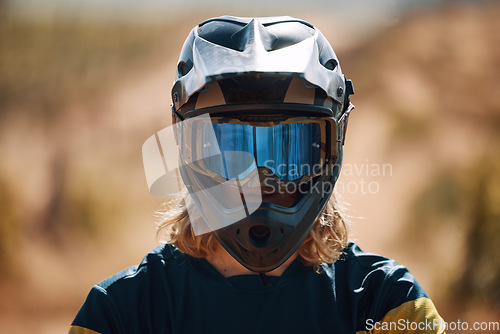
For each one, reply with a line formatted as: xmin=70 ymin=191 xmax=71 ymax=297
xmin=69 ymin=16 xmax=445 ymax=334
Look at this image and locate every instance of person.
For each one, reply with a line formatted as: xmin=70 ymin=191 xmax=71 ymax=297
xmin=69 ymin=16 xmax=446 ymax=334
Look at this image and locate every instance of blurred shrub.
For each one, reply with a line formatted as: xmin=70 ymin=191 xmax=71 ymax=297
xmin=342 ymin=2 xmax=500 ymax=125
xmin=0 ymin=17 xmax=173 ymax=120
xmin=339 ymin=2 xmax=500 ymax=312
xmin=37 ymin=155 xmax=125 ymax=245
xmin=388 ymin=109 xmax=432 ymax=143
xmin=0 ymin=175 xmax=19 ymax=277
xmin=0 ymin=16 xmax=179 ymax=276
xmin=406 ymin=155 xmax=500 ymax=308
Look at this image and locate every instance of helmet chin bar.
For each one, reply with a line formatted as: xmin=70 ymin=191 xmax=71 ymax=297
xmin=180 ymin=153 xmax=343 ymax=273
xmin=213 ymin=192 xmax=329 ymax=273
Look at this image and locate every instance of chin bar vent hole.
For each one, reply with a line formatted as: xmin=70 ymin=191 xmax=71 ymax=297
xmin=249 ymin=225 xmax=271 ymax=248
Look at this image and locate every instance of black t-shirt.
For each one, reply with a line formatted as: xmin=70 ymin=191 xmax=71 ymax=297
xmin=69 ymin=242 xmax=445 ymax=334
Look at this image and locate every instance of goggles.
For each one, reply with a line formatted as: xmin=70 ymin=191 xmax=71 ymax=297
xmin=178 ymin=113 xmax=341 ymax=186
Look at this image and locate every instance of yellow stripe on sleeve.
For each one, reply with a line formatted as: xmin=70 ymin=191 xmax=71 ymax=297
xmin=357 ymin=297 xmax=446 ymax=334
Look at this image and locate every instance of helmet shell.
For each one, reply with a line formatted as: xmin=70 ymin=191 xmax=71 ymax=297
xmin=173 ymin=16 xmax=353 ymax=273
xmin=172 ymin=16 xmax=351 ymax=119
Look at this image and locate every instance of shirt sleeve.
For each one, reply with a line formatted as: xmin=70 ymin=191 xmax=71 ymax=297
xmin=69 ymin=285 xmax=124 ymax=334
xmin=363 ymin=296 xmax=446 ymax=334
xmin=359 ymin=265 xmax=446 ymax=334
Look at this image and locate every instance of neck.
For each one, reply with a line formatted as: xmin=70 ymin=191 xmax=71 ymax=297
xmin=207 ymin=243 xmax=298 ymax=278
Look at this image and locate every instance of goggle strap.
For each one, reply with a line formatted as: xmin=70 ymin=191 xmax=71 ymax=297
xmin=340 ymin=103 xmax=354 ymax=145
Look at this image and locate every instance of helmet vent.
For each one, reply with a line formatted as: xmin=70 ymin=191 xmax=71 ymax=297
xmin=231 ymin=19 xmax=278 ymax=52
xmin=324 ymin=59 xmax=338 ymax=71
xmin=177 ymin=61 xmax=192 ymax=77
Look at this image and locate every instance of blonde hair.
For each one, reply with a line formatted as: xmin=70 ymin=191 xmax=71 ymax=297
xmin=156 ymin=193 xmax=349 ymax=270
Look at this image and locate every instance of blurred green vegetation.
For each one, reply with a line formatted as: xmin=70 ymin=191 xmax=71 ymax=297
xmin=0 ymin=16 xmax=174 ymax=120
xmin=0 ymin=16 xmax=179 ymax=280
xmin=0 ymin=3 xmax=499 ymax=330
xmin=342 ymin=2 xmax=500 ymax=126
xmin=0 ymin=175 xmax=19 ymax=276
xmin=388 ymin=109 xmax=432 ymax=143
xmin=38 ymin=156 xmax=126 ymax=245
xmin=406 ymin=155 xmax=500 ymax=308
xmin=340 ymin=2 xmax=500 ymax=314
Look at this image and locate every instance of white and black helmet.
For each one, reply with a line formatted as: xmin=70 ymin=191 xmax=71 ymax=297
xmin=172 ymin=16 xmax=354 ymax=273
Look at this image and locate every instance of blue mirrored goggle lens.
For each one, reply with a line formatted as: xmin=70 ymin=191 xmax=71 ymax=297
xmin=202 ymin=122 xmax=322 ymax=181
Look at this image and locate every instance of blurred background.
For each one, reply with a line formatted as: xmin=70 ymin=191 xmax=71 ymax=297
xmin=0 ymin=0 xmax=499 ymax=333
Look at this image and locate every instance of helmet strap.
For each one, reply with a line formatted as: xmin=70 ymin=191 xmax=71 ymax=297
xmin=259 ymin=272 xmax=273 ymax=288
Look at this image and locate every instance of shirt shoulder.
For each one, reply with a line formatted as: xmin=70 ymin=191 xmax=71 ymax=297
xmin=327 ymin=242 xmax=445 ymax=333
xmin=330 ymin=243 xmax=426 ymax=292
xmin=70 ymin=244 xmax=187 ymax=334
xmin=97 ymin=244 xmax=179 ymax=290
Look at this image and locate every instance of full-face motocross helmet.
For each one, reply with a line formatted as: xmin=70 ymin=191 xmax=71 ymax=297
xmin=172 ymin=16 xmax=354 ymax=273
